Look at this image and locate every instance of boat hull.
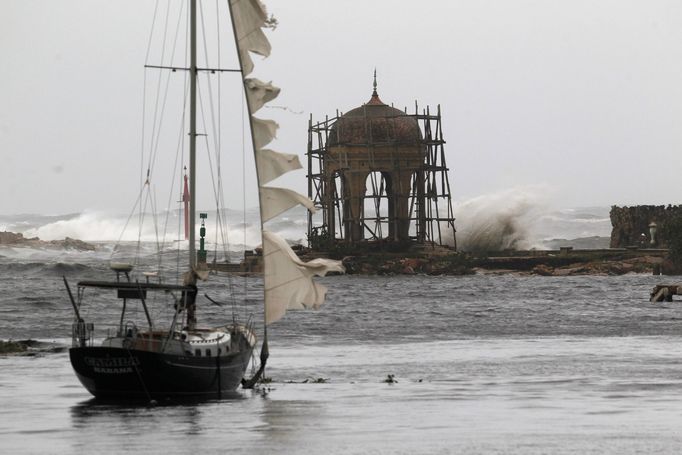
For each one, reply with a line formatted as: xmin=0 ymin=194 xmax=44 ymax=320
xmin=69 ymin=344 xmax=253 ymax=400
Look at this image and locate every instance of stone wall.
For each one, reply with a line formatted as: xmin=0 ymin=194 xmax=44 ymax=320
xmin=610 ymin=205 xmax=682 ymax=248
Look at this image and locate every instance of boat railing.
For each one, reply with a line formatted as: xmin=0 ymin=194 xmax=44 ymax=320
xmin=71 ymin=321 xmax=94 ymax=347
xmin=71 ymin=321 xmax=143 ymax=348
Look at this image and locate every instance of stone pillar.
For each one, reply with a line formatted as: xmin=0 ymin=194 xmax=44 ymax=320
xmin=393 ymin=172 xmax=413 ymax=241
xmin=344 ymin=171 xmax=368 ymax=242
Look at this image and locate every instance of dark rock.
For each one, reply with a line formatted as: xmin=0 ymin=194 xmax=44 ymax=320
xmin=532 ymin=264 xmax=554 ymax=276
xmin=0 ymin=231 xmax=25 ymax=245
xmin=610 ymin=205 xmax=682 ymax=248
xmin=0 ymin=231 xmax=96 ymax=251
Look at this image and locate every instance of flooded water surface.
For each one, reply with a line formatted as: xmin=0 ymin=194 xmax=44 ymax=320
xmin=2 ymin=250 xmax=682 ymax=454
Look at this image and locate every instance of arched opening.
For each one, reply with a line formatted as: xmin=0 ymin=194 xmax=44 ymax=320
xmin=364 ymin=171 xmax=392 ymax=240
xmin=331 ymin=172 xmax=345 ymax=240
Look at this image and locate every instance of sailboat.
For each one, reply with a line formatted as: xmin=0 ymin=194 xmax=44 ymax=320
xmin=65 ymin=0 xmax=343 ymax=400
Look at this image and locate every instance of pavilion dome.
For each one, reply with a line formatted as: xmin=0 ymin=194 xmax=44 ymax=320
xmin=328 ymin=87 xmax=422 ymax=147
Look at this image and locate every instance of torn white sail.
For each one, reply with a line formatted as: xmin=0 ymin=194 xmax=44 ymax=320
xmin=256 ymin=149 xmax=302 ymax=184
xmin=245 ymin=79 xmax=280 ymax=113
xmin=263 ymin=231 xmax=345 ymax=325
xmin=229 ymin=0 xmax=271 ymax=76
xmin=252 ymin=117 xmax=279 ymax=150
xmin=230 ymin=0 xmax=344 ymax=326
xmin=260 ymin=186 xmax=316 ymax=222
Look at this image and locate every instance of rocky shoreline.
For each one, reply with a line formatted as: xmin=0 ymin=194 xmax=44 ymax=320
xmin=314 ymin=245 xmax=672 ymax=277
xmin=496 ymin=256 xmax=664 ymax=277
xmin=0 ymin=231 xmax=96 ymax=251
xmin=0 ymin=229 xmax=672 ymax=276
xmin=338 ymin=254 xmax=667 ymax=277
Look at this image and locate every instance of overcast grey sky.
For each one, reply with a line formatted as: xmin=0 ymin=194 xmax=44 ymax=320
xmin=1 ymin=0 xmax=681 ymax=216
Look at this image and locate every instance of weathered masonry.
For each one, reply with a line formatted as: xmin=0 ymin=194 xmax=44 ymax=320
xmin=610 ymin=205 xmax=682 ymax=248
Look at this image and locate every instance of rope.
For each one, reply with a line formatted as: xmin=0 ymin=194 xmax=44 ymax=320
xmin=111 ymin=185 xmax=145 ymax=261
xmin=241 ymin=83 xmax=248 ymax=323
xmin=195 ymin=6 xmax=241 ymax=317
xmin=126 ymin=347 xmax=153 ymax=403
xmin=198 ymin=5 xmax=232 ymax=265
xmin=145 ymin=1 xmax=185 ymax=185
xmin=158 ymin=75 xmax=189 ymax=282
xmin=146 ymin=2 xmax=172 ymax=174
xmin=213 ymin=0 xmax=223 ymax=266
xmin=196 ymin=73 xmax=239 ymax=315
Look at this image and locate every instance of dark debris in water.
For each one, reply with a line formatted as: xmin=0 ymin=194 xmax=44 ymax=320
xmin=303 ymin=377 xmax=329 ymax=384
xmin=0 ymin=340 xmax=27 ymax=354
xmin=384 ymin=374 xmax=397 ymax=384
xmin=0 ymin=339 xmax=67 ymax=356
xmin=283 ymin=377 xmax=329 ymax=384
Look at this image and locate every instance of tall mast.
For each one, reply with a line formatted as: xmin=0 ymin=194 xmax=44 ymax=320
xmin=188 ymin=0 xmax=197 ymax=269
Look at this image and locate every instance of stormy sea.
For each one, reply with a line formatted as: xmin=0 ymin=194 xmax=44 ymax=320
xmin=3 ymin=205 xmax=682 ymax=454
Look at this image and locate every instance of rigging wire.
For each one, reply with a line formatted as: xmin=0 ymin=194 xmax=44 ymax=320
xmin=115 ymin=0 xmax=159 ymax=261
xmin=110 ymin=185 xmax=146 ymax=262
xmin=158 ymin=72 xmax=190 ymax=281
xmin=146 ymin=1 xmax=187 ymax=190
xmin=144 ymin=0 xmax=161 ymax=64
xmin=150 ymin=186 xmax=161 ymax=260
xmin=240 ymin=78 xmax=253 ymax=326
xmin=140 ymin=0 xmax=188 ymax=283
xmin=139 ymin=1 xmax=173 ymax=264
xmin=135 ymin=177 xmax=150 ymax=263
xmin=213 ymin=0 xmax=223 ymax=265
xmin=196 ymin=78 xmax=239 ymax=293
xmin=198 ymin=2 xmax=231 ymax=265
xmin=125 ymin=0 xmax=257 ymax=333
xmin=198 ymin=1 xmax=240 ymax=319
xmin=140 ymin=0 xmax=160 ymax=200
xmin=146 ymin=0 xmax=172 ymax=173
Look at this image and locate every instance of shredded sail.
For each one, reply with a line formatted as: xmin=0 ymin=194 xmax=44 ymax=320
xmin=230 ymin=0 xmax=344 ymax=327
xmin=229 ymin=0 xmax=271 ymax=76
xmin=245 ymin=79 xmax=280 ymax=113
xmin=263 ymin=231 xmax=345 ymax=325
xmin=252 ymin=117 xmax=279 ymax=150
xmin=256 ymin=149 xmax=302 ymax=184
xmin=260 ymin=186 xmax=316 ymax=222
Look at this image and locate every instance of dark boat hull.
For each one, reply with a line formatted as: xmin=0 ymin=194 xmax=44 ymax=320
xmin=69 ymin=345 xmax=253 ymax=400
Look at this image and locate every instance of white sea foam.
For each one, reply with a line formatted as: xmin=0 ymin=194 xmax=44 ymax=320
xmin=4 ymin=190 xmax=612 ymax=253
xmin=454 ymin=186 xmax=551 ymax=252
xmin=453 ymin=187 xmax=611 ymax=251
xmin=23 ymin=211 xmax=153 ymax=242
xmin=11 ymin=207 xmax=304 ymax=250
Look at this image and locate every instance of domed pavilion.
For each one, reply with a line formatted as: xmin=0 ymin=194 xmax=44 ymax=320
xmin=307 ymin=74 xmax=456 ymax=249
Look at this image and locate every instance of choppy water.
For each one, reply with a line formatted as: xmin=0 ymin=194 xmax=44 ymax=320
xmin=2 ymin=245 xmax=682 ymax=454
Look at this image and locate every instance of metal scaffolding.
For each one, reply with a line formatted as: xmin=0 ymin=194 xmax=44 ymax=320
xmin=307 ymin=102 xmax=456 ymax=249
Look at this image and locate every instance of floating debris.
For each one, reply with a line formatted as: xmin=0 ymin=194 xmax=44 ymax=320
xmin=295 ymin=377 xmax=329 ymax=384
xmin=0 ymin=340 xmax=27 ymax=354
xmin=384 ymin=374 xmax=397 ymax=384
xmin=0 ymin=339 xmax=66 ymax=356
